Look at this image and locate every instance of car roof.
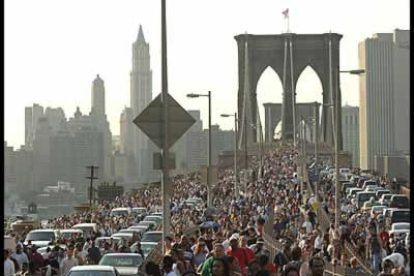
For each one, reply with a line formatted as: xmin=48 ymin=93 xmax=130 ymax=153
xmin=112 ymin=207 xmax=130 ymax=210
xmin=103 ymin=253 xmax=142 ymax=257
xmin=29 ymin=229 xmax=57 ymax=232
xmin=73 ymin=223 xmax=97 ymax=227
xmin=60 ymin=229 xmax=83 ymax=232
xmin=144 ymin=231 xmax=162 ymax=234
xmin=139 ymin=242 xmax=158 ymax=245
xmin=70 ymin=265 xmax=115 ymax=271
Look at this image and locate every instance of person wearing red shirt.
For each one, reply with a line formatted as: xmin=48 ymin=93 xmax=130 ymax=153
xmin=28 ymin=246 xmax=44 ymax=271
xmin=227 ymin=235 xmax=255 ymax=276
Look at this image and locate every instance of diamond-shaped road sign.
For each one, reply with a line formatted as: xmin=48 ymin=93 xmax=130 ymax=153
xmin=133 ymin=92 xmax=196 ymax=150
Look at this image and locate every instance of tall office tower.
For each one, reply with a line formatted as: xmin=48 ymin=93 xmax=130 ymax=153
xmin=44 ymin=107 xmax=66 ymax=134
xmin=91 ymin=74 xmax=106 ymax=116
xmin=32 ymin=117 xmax=52 ymax=191
xmin=358 ymin=29 xmax=409 ymax=169
xmin=120 ymin=107 xmax=134 ymax=155
xmin=13 ymin=146 xmax=33 ymax=192
xmin=4 ymin=142 xmax=16 ymax=184
xmin=392 ymin=30 xmax=410 ymax=155
xmin=50 ymin=130 xmax=75 ymax=185
xmin=130 ymin=25 xmax=156 ymax=183
xmin=90 ymin=75 xmax=113 ymax=180
xmin=67 ymin=107 xmax=104 ymax=192
xmin=25 ymin=103 xmax=44 ymax=150
xmin=73 ymin=125 xmax=104 ymax=194
xmin=342 ymin=104 xmax=359 ymax=167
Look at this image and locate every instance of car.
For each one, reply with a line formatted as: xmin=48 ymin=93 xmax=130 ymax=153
xmin=59 ymin=229 xmax=83 ymax=240
xmin=143 ymin=215 xmax=162 ymax=225
xmin=342 ymin=182 xmax=356 ymax=194
xmin=132 ymin=207 xmax=147 ymax=215
xmin=356 ymin=191 xmax=376 ymax=209
xmin=357 ymin=178 xmax=368 ymax=188
xmin=72 ymin=223 xmax=98 ymax=237
xmin=370 ymin=205 xmax=386 ymax=217
xmin=118 ymin=229 xmax=143 ymax=240
xmin=111 ymin=233 xmax=135 ymax=244
xmin=348 ymin=188 xmax=363 ymax=198
xmin=131 ymin=207 xmax=148 ymax=220
xmin=95 ymin=237 xmax=123 ymax=248
xmin=128 ymin=225 xmax=149 ymax=232
xmin=386 ymin=209 xmax=410 ymax=227
xmin=379 ymin=194 xmax=393 ymax=206
xmin=375 ymin=189 xmax=391 ymax=200
xmin=99 ymin=253 xmax=143 ymax=276
xmin=364 ymin=186 xmax=379 ymax=192
xmin=389 ymin=195 xmax=410 ymax=209
xmin=362 ymin=180 xmax=377 ymax=190
xmin=389 ymin=222 xmax=410 ymax=234
xmin=24 ymin=229 xmax=59 ymax=247
xmin=141 ymin=231 xmax=162 ymax=243
xmin=150 ymin=212 xmax=163 ymax=217
xmin=339 ymin=168 xmax=351 ymax=175
xmin=130 ymin=242 xmax=158 ymax=259
xmin=110 ymin=208 xmax=131 ymax=217
xmin=137 ymin=221 xmax=157 ymax=230
xmin=67 ymin=265 xmax=121 ymax=276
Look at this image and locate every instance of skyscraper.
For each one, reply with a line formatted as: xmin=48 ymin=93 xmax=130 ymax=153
xmin=25 ymin=103 xmax=44 ymax=150
xmin=342 ymin=104 xmax=359 ymax=167
xmin=130 ymin=25 xmax=156 ymax=183
xmin=91 ymin=74 xmax=106 ymax=116
xmin=358 ymin=30 xmax=409 ymax=169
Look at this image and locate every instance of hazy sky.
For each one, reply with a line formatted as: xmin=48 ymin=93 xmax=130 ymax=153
xmin=5 ymin=0 xmax=409 ymax=149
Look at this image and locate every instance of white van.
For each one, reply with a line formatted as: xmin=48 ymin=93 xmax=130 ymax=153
xmin=71 ymin=223 xmax=98 ymax=237
xmin=24 ymin=229 xmax=59 ymax=247
xmin=110 ymin=207 xmax=131 ymax=217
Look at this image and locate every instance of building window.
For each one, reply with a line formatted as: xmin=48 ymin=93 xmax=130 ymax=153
xmin=345 ymin=116 xmax=348 ymax=125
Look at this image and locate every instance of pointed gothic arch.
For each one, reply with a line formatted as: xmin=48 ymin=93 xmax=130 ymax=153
xmin=236 ymin=33 xmax=343 ymax=149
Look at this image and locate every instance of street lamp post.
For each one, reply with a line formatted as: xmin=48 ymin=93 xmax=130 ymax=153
xmin=187 ymin=92 xmax=212 ymax=208
xmin=221 ymin=113 xmax=238 ymax=198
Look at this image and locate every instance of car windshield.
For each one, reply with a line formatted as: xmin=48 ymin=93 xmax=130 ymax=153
xmin=393 ymin=211 xmax=410 ymax=220
xmin=112 ymin=211 xmax=128 ymax=216
xmin=68 ymin=271 xmax=115 ymax=276
xmin=142 ymin=233 xmax=162 ymax=242
xmin=394 ymin=224 xmax=410 ymax=230
xmin=26 ymin=232 xmax=54 ymax=241
xmin=100 ymin=255 xmax=143 ymax=267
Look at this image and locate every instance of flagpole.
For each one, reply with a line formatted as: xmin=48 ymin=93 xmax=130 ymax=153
xmin=287 ymin=16 xmax=290 ymax=33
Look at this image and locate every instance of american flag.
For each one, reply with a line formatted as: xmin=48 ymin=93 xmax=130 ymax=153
xmin=282 ymin=8 xmax=289 ymax=19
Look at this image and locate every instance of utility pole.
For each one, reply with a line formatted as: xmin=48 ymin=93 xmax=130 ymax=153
xmin=86 ymin=166 xmax=99 ymax=210
xmin=244 ymin=115 xmax=248 ymax=194
xmin=161 ymin=0 xmax=171 ymax=254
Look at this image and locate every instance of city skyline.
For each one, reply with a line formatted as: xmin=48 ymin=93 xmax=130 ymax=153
xmin=5 ymin=0 xmax=410 ymax=148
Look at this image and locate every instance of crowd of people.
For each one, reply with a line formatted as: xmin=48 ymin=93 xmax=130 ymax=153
xmin=4 ymin=144 xmax=410 ymax=276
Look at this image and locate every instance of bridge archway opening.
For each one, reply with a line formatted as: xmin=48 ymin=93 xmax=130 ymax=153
xmin=256 ymin=66 xmax=283 ymax=137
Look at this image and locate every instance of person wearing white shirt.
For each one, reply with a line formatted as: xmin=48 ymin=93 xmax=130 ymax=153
xmin=4 ymin=249 xmax=15 ymax=276
xmin=60 ymin=247 xmax=79 ymax=276
xmin=314 ymin=231 xmax=323 ymax=254
xmin=12 ymin=243 xmax=29 ymax=268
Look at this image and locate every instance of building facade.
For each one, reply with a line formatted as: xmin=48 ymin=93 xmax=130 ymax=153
xmin=392 ymin=30 xmax=410 ymax=155
xmin=358 ymin=31 xmax=405 ymax=169
xmin=342 ymin=105 xmax=359 ymax=167
xmin=130 ymin=25 xmax=156 ymax=183
xmin=25 ymin=103 xmax=44 ymax=150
